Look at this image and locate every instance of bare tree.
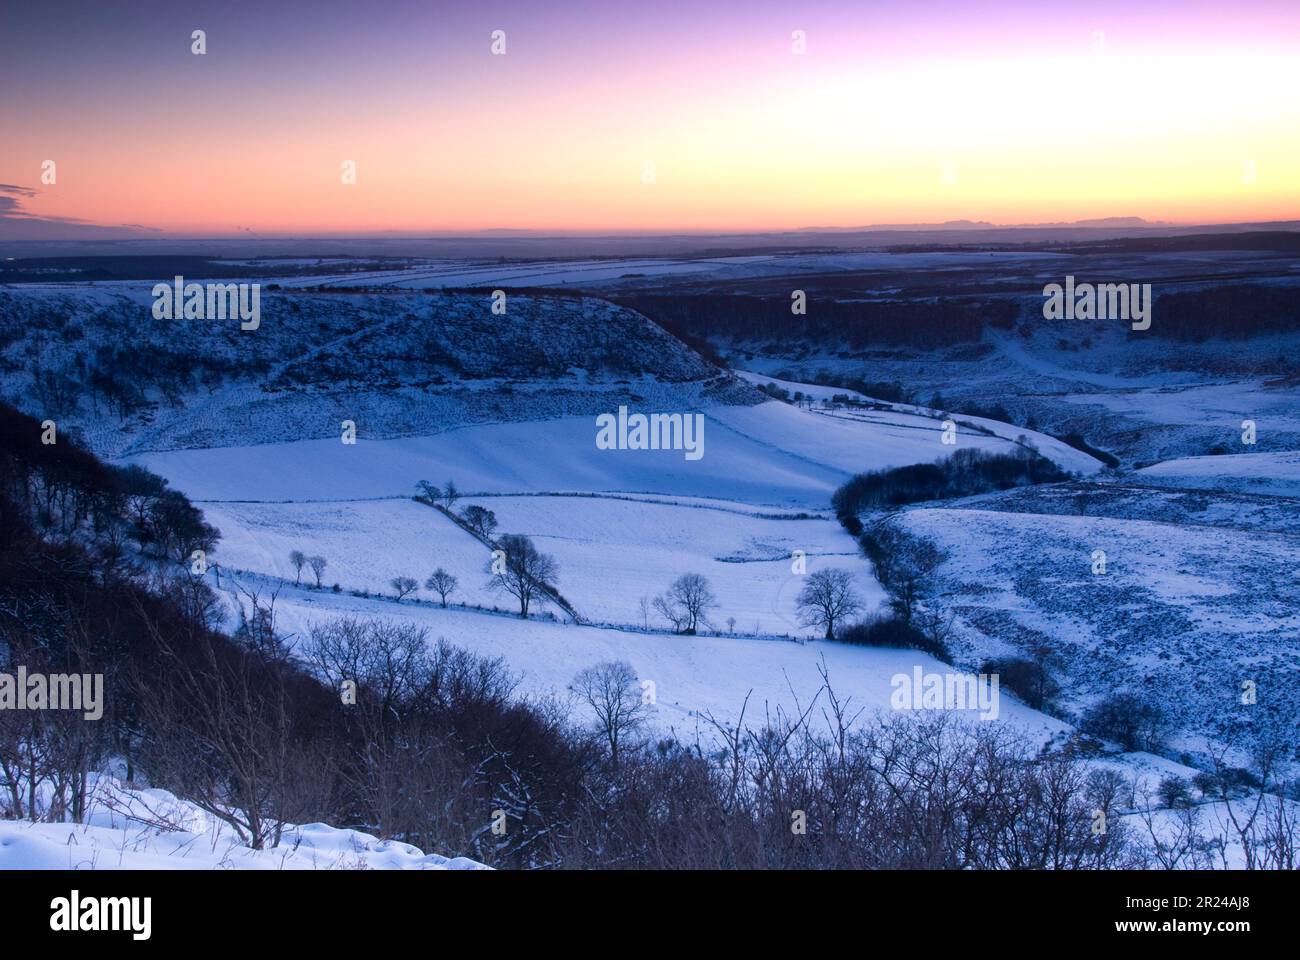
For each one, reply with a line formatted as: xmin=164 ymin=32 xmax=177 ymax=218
xmin=233 ymin=582 xmax=293 ymax=663
xmin=485 ymin=534 xmax=558 ymax=618
xmin=572 ymin=661 xmax=647 ymax=768
xmin=129 ymin=597 xmax=321 ymax=850
xmin=796 ymin=568 xmax=864 ymax=640
xmin=442 ymin=480 xmax=460 ymax=512
xmin=654 ymin=573 xmax=717 ymax=634
xmin=1203 ymin=724 xmax=1298 ymax=870
xmin=461 ymin=505 xmax=498 ymax=539
xmin=289 ymin=549 xmax=306 ymax=586
xmin=390 ymin=576 xmax=418 ymax=602
xmin=307 ymin=555 xmax=327 ymax=588
xmin=425 ymin=568 xmax=458 ymax=607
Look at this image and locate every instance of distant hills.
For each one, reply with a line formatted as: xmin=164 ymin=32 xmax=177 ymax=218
xmin=2 ymin=219 xmax=1298 ymax=261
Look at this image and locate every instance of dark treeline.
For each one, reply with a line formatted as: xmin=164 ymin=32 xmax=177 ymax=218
xmin=833 ymin=447 xmax=1070 ymax=533
xmin=1153 ymin=283 xmax=1300 ymax=341
xmin=615 ymin=294 xmax=1017 ymax=349
xmin=0 ymin=404 xmax=218 ymax=559
xmin=616 ymin=283 xmax=1300 ymax=353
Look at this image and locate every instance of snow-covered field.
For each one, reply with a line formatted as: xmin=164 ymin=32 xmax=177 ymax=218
xmin=201 ymin=497 xmax=502 ymax=606
xmin=128 ymin=397 xmax=1071 ymax=509
xmin=457 ymin=494 xmax=880 ymax=630
xmin=248 ymin=576 xmax=1065 ymax=739
xmin=200 ymin=492 xmax=880 ymax=632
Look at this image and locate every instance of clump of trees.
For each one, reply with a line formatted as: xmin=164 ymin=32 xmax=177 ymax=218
xmin=834 ymin=447 xmax=1070 ymax=528
xmin=1080 ymin=692 xmax=1168 ymax=752
xmin=461 ymin=505 xmax=498 ymax=539
xmin=859 ymin=524 xmax=945 ymax=627
xmin=981 ymin=639 xmax=1062 ymax=711
xmin=838 ymin=614 xmax=930 ymax=650
xmin=0 ymin=402 xmax=218 ymax=567
xmin=416 ymin=480 xmax=461 ymax=511
xmin=485 ymin=534 xmax=558 ymax=618
xmin=653 ymin=573 xmax=717 ymax=634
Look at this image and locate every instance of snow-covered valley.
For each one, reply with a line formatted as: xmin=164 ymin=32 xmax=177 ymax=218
xmin=2 ymin=252 xmax=1297 ymax=870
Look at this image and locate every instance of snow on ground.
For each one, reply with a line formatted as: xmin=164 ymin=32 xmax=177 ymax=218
xmin=0 ymin=777 xmax=486 ymax=871
xmin=252 ymin=575 xmax=1068 ymax=742
xmin=126 ymin=410 xmax=846 ymax=509
xmin=458 ymin=495 xmax=882 ymax=630
xmin=1133 ymin=450 xmax=1300 ymax=497
xmin=887 ymin=506 xmax=1300 ymax=761
xmin=200 ymin=498 xmax=503 ymax=607
xmin=273 ymin=251 xmax=1075 ymax=291
xmin=1060 ymin=379 xmax=1300 ymax=430
xmin=733 ymin=370 xmax=1105 ymax=475
xmin=130 ymin=393 xmax=1098 ymax=513
xmin=201 ymin=492 xmax=880 ymax=631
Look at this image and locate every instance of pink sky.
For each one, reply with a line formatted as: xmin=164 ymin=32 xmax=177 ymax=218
xmin=2 ymin=0 xmax=1298 ymax=235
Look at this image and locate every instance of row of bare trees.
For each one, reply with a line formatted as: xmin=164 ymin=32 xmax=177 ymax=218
xmin=647 ymin=568 xmax=863 ymax=640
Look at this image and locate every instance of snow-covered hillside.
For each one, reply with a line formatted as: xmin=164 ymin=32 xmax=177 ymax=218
xmin=228 ymin=573 xmax=1065 ymax=739
xmin=1133 ymin=450 xmax=1300 ymax=497
xmin=0 ymin=284 xmax=756 ymax=456
xmin=877 ymin=498 xmax=1300 ymax=763
xmin=0 ymin=776 xmax=486 ymax=871
xmin=203 ymin=493 xmax=881 ymax=632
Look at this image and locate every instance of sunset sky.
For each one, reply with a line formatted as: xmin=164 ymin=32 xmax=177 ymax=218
xmin=2 ymin=0 xmax=1298 ymax=236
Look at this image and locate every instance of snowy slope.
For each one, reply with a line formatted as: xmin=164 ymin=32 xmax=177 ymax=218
xmin=0 ymin=777 xmax=486 ymax=871
xmin=249 ymin=575 xmax=1067 ymax=740
xmin=126 ymin=414 xmax=843 ymax=508
xmin=733 ymin=370 xmax=1105 ymax=475
xmin=201 ymin=493 xmax=880 ymax=631
xmin=456 ymin=495 xmax=882 ymax=630
xmin=886 ymin=506 xmax=1300 ymax=759
xmin=128 ymin=393 xmax=1092 ymax=511
xmin=1134 ymin=450 xmax=1300 ymax=497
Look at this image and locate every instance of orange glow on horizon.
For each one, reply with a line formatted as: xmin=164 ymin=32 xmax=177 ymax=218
xmin=5 ymin=22 xmax=1299 ymax=235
